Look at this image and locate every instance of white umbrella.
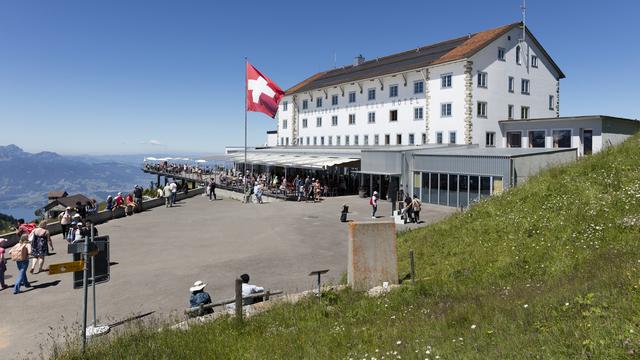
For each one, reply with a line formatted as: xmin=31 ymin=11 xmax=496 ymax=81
xmin=195 ymin=159 xmax=207 ymax=163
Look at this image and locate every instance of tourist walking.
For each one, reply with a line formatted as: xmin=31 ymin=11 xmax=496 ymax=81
xmin=59 ymin=207 xmax=73 ymax=239
xmin=10 ymin=235 xmax=31 ymax=294
xmin=170 ymin=181 xmax=178 ymax=205
xmin=163 ymin=184 xmax=173 ymax=207
xmin=29 ymin=221 xmax=53 ymax=274
xmin=403 ymin=194 xmax=413 ymax=224
xmin=208 ymin=180 xmax=217 ymax=201
xmin=411 ymin=195 xmax=422 ymax=223
xmin=370 ymin=191 xmax=379 ymax=218
xmin=0 ymin=245 xmax=7 ymax=289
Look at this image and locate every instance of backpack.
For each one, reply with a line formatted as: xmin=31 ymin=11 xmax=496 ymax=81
xmin=369 ymin=196 xmax=374 ymax=206
xmin=10 ymin=243 xmax=28 ymax=262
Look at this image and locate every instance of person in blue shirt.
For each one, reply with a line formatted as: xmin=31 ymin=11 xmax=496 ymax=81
xmin=189 ymin=280 xmax=213 ymax=316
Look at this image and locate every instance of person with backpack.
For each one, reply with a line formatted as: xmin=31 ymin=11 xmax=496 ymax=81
xmin=10 ymin=235 xmax=31 ymax=294
xmin=370 ymin=191 xmax=379 ymax=219
xmin=411 ymin=195 xmax=422 ymax=223
xmin=29 ymin=221 xmax=53 ymax=274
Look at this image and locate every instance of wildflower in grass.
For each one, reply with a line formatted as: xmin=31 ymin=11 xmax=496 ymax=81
xmin=471 ymin=324 xmax=476 ymax=329
xmin=396 ymin=340 xmax=402 ymax=345
xmin=524 ymin=304 xmax=529 ymax=308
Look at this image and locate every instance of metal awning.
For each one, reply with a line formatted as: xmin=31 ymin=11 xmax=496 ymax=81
xmin=229 ymin=152 xmax=360 ymax=169
xmin=353 ymin=170 xmax=401 ymax=176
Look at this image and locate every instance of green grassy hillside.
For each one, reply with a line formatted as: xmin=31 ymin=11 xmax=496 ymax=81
xmin=56 ymin=134 xmax=640 ymax=359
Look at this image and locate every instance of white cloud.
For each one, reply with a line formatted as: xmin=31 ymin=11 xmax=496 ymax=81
xmin=141 ymin=139 xmax=166 ymax=147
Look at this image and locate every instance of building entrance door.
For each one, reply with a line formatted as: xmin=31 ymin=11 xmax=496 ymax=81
xmin=583 ymin=129 xmax=593 ymax=155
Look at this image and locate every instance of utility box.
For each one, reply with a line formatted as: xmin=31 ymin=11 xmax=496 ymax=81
xmin=347 ymin=221 xmax=398 ymax=291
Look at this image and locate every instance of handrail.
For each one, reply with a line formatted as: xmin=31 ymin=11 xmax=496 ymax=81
xmin=185 ymin=289 xmax=283 ymax=314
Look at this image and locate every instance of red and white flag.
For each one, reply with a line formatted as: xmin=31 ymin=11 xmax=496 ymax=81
xmin=246 ymin=62 xmax=284 ymax=118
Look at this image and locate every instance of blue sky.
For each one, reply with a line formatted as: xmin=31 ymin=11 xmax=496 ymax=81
xmin=0 ymin=0 xmax=638 ymax=155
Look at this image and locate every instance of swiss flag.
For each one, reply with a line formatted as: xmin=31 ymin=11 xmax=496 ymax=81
xmin=246 ymin=62 xmax=284 ymax=118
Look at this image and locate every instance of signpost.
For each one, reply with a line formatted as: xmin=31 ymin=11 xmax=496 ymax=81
xmin=50 ymin=228 xmax=111 ymax=353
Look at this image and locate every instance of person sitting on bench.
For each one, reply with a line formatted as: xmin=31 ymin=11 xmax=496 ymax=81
xmin=189 ymin=280 xmax=213 ymax=316
xmin=240 ymin=273 xmax=264 ymax=305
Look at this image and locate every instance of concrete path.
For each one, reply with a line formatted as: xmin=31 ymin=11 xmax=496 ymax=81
xmin=0 ymin=194 xmax=455 ymax=359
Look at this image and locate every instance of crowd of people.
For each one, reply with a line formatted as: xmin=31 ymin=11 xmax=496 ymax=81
xmin=106 ymin=185 xmax=145 ymax=215
xmin=144 ymin=162 xmax=218 ymax=179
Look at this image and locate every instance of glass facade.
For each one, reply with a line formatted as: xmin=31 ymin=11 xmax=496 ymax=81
xmin=414 ymin=172 xmax=503 ymax=208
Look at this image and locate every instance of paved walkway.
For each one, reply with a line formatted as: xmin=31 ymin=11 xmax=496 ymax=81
xmin=0 ymin=194 xmax=455 ymax=358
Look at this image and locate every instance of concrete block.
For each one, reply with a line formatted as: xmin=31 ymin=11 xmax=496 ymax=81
xmin=347 ymin=221 xmax=398 ymax=291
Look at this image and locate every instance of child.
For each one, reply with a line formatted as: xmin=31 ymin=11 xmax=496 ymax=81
xmin=0 ymin=240 xmax=8 ymax=289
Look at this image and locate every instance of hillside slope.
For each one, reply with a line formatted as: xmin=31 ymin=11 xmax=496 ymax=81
xmin=57 ymin=134 xmax=640 ymax=359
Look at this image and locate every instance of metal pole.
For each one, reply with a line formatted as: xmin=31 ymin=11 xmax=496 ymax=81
xmin=81 ymin=234 xmax=89 ymax=352
xmin=235 ymin=278 xmax=243 ymax=321
xmin=317 ymin=273 xmax=321 ymax=297
xmin=409 ymin=249 xmax=416 ymax=284
xmin=244 ymin=57 xmax=248 ymax=204
xmin=91 ymin=226 xmax=96 ymax=326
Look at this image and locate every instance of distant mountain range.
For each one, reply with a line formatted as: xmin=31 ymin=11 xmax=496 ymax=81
xmin=0 ymin=144 xmax=152 ymax=216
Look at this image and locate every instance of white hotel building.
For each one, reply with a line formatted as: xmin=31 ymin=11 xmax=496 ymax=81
xmin=275 ymin=22 xmax=563 ymax=149
xmin=231 ymin=22 xmax=638 ymax=208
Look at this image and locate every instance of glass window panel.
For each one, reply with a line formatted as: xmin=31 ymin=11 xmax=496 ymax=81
xmin=430 ymin=173 xmax=438 ymax=205
xmin=552 ymin=130 xmax=572 ymax=148
xmin=421 ymin=173 xmax=430 ymax=203
xmin=448 ymin=174 xmax=458 ymax=208
xmin=480 ymin=176 xmax=491 ymax=200
xmin=493 ymin=177 xmax=503 ymax=195
xmin=459 ymin=175 xmax=469 ymax=208
xmin=528 ymin=130 xmax=546 ymax=148
xmin=413 ymin=172 xmax=421 ymax=200
xmin=469 ymin=176 xmax=480 ymax=204
xmin=439 ymin=173 xmax=448 ymax=206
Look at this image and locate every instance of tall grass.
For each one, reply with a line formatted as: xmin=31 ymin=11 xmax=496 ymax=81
xmin=56 ymin=134 xmax=640 ymax=359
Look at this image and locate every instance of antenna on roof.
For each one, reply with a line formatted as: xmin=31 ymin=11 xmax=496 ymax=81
xmin=520 ymin=0 xmax=526 ymax=43
xmin=333 ymin=52 xmax=337 ymax=69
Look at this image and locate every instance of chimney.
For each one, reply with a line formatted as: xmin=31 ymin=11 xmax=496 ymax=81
xmin=354 ymin=54 xmax=365 ymax=66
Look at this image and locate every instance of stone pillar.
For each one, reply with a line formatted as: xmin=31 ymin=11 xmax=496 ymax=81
xmin=347 ymin=221 xmax=398 ymax=291
xmin=555 ymin=80 xmax=560 ymax=117
xmin=464 ymin=60 xmax=474 ymax=144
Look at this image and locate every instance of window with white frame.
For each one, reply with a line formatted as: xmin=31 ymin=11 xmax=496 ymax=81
xmin=414 ymin=107 xmax=423 ymax=120
xmin=348 ymin=91 xmax=356 ymax=103
xmin=477 ymin=101 xmax=488 ymax=118
xmin=316 ymin=117 xmax=322 ymax=127
xmin=521 ymin=79 xmax=530 ymax=95
xmin=441 ymin=73 xmax=452 ymax=88
xmin=508 ymin=104 xmax=514 ymax=120
xmin=299 ymin=137 xmax=303 ymax=145
xmin=348 ymin=113 xmax=356 ymax=125
xmin=498 ymin=47 xmax=506 ymax=61
xmin=354 ymin=135 xmax=359 ymax=145
xmin=331 ymin=115 xmax=338 ymax=126
xmin=384 ymin=134 xmax=390 ymax=145
xmin=282 ymin=119 xmax=287 ymax=129
xmin=320 ymin=136 xmax=325 ymax=145
xmin=414 ymin=80 xmax=424 ymax=94
xmin=521 ymin=106 xmax=530 ymax=119
xmin=549 ymin=95 xmax=555 ymax=110
xmin=367 ymin=88 xmax=376 ymax=100
xmin=506 ymin=131 xmax=522 ymax=148
xmin=477 ymin=72 xmax=488 ymax=88
xmin=409 ymin=133 xmax=415 ymax=145
xmin=508 ymin=76 xmax=514 ymax=93
xmin=396 ymin=134 xmax=402 ymax=145
xmin=449 ymin=131 xmax=456 ymax=144
xmin=528 ymin=130 xmax=546 ymax=148
xmin=441 ymin=103 xmax=452 ymax=117
xmin=516 ymin=45 xmax=521 ymax=64
xmin=486 ymin=132 xmax=495 ymax=147
xmin=282 ymin=101 xmax=288 ymax=111
xmin=531 ymin=55 xmax=538 ymax=68
xmin=345 ymin=135 xmax=350 ymax=145
xmin=302 ymin=99 xmax=308 ymax=110
xmin=285 ymin=137 xmax=289 ymax=146
xmin=374 ymin=134 xmax=379 ymax=145
xmin=313 ymin=136 xmax=317 ymax=145
xmin=336 ymin=136 xmax=341 ymax=145
xmin=331 ymin=94 xmax=338 ymax=106
xmin=302 ymin=118 xmax=308 ymax=128
xmin=364 ymin=135 xmax=369 ymax=145
xmin=389 ymin=109 xmax=398 ymax=122
xmin=368 ymin=112 xmax=376 ymax=124
xmin=316 ymin=97 xmax=322 ymax=107
xmin=389 ymin=85 xmax=398 ymax=98
xmin=328 ymin=136 xmax=333 ymax=145
xmin=436 ymin=132 xmax=443 ymax=144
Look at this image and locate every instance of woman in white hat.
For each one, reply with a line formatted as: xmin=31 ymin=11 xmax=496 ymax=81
xmin=189 ymin=280 xmax=212 ymax=316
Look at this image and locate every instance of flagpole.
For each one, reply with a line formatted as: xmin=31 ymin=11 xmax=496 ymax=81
xmin=244 ymin=57 xmax=248 ymax=203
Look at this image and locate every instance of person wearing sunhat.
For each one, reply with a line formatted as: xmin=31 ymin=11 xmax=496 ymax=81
xmin=189 ymin=280 xmax=212 ymax=316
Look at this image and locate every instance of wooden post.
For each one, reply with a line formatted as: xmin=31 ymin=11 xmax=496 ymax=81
xmin=409 ymin=249 xmax=416 ymax=283
xmin=264 ymin=290 xmax=270 ymax=301
xmin=234 ymin=278 xmax=243 ymax=321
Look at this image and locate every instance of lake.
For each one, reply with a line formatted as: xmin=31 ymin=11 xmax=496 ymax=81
xmin=0 ymin=207 xmax=39 ymax=222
